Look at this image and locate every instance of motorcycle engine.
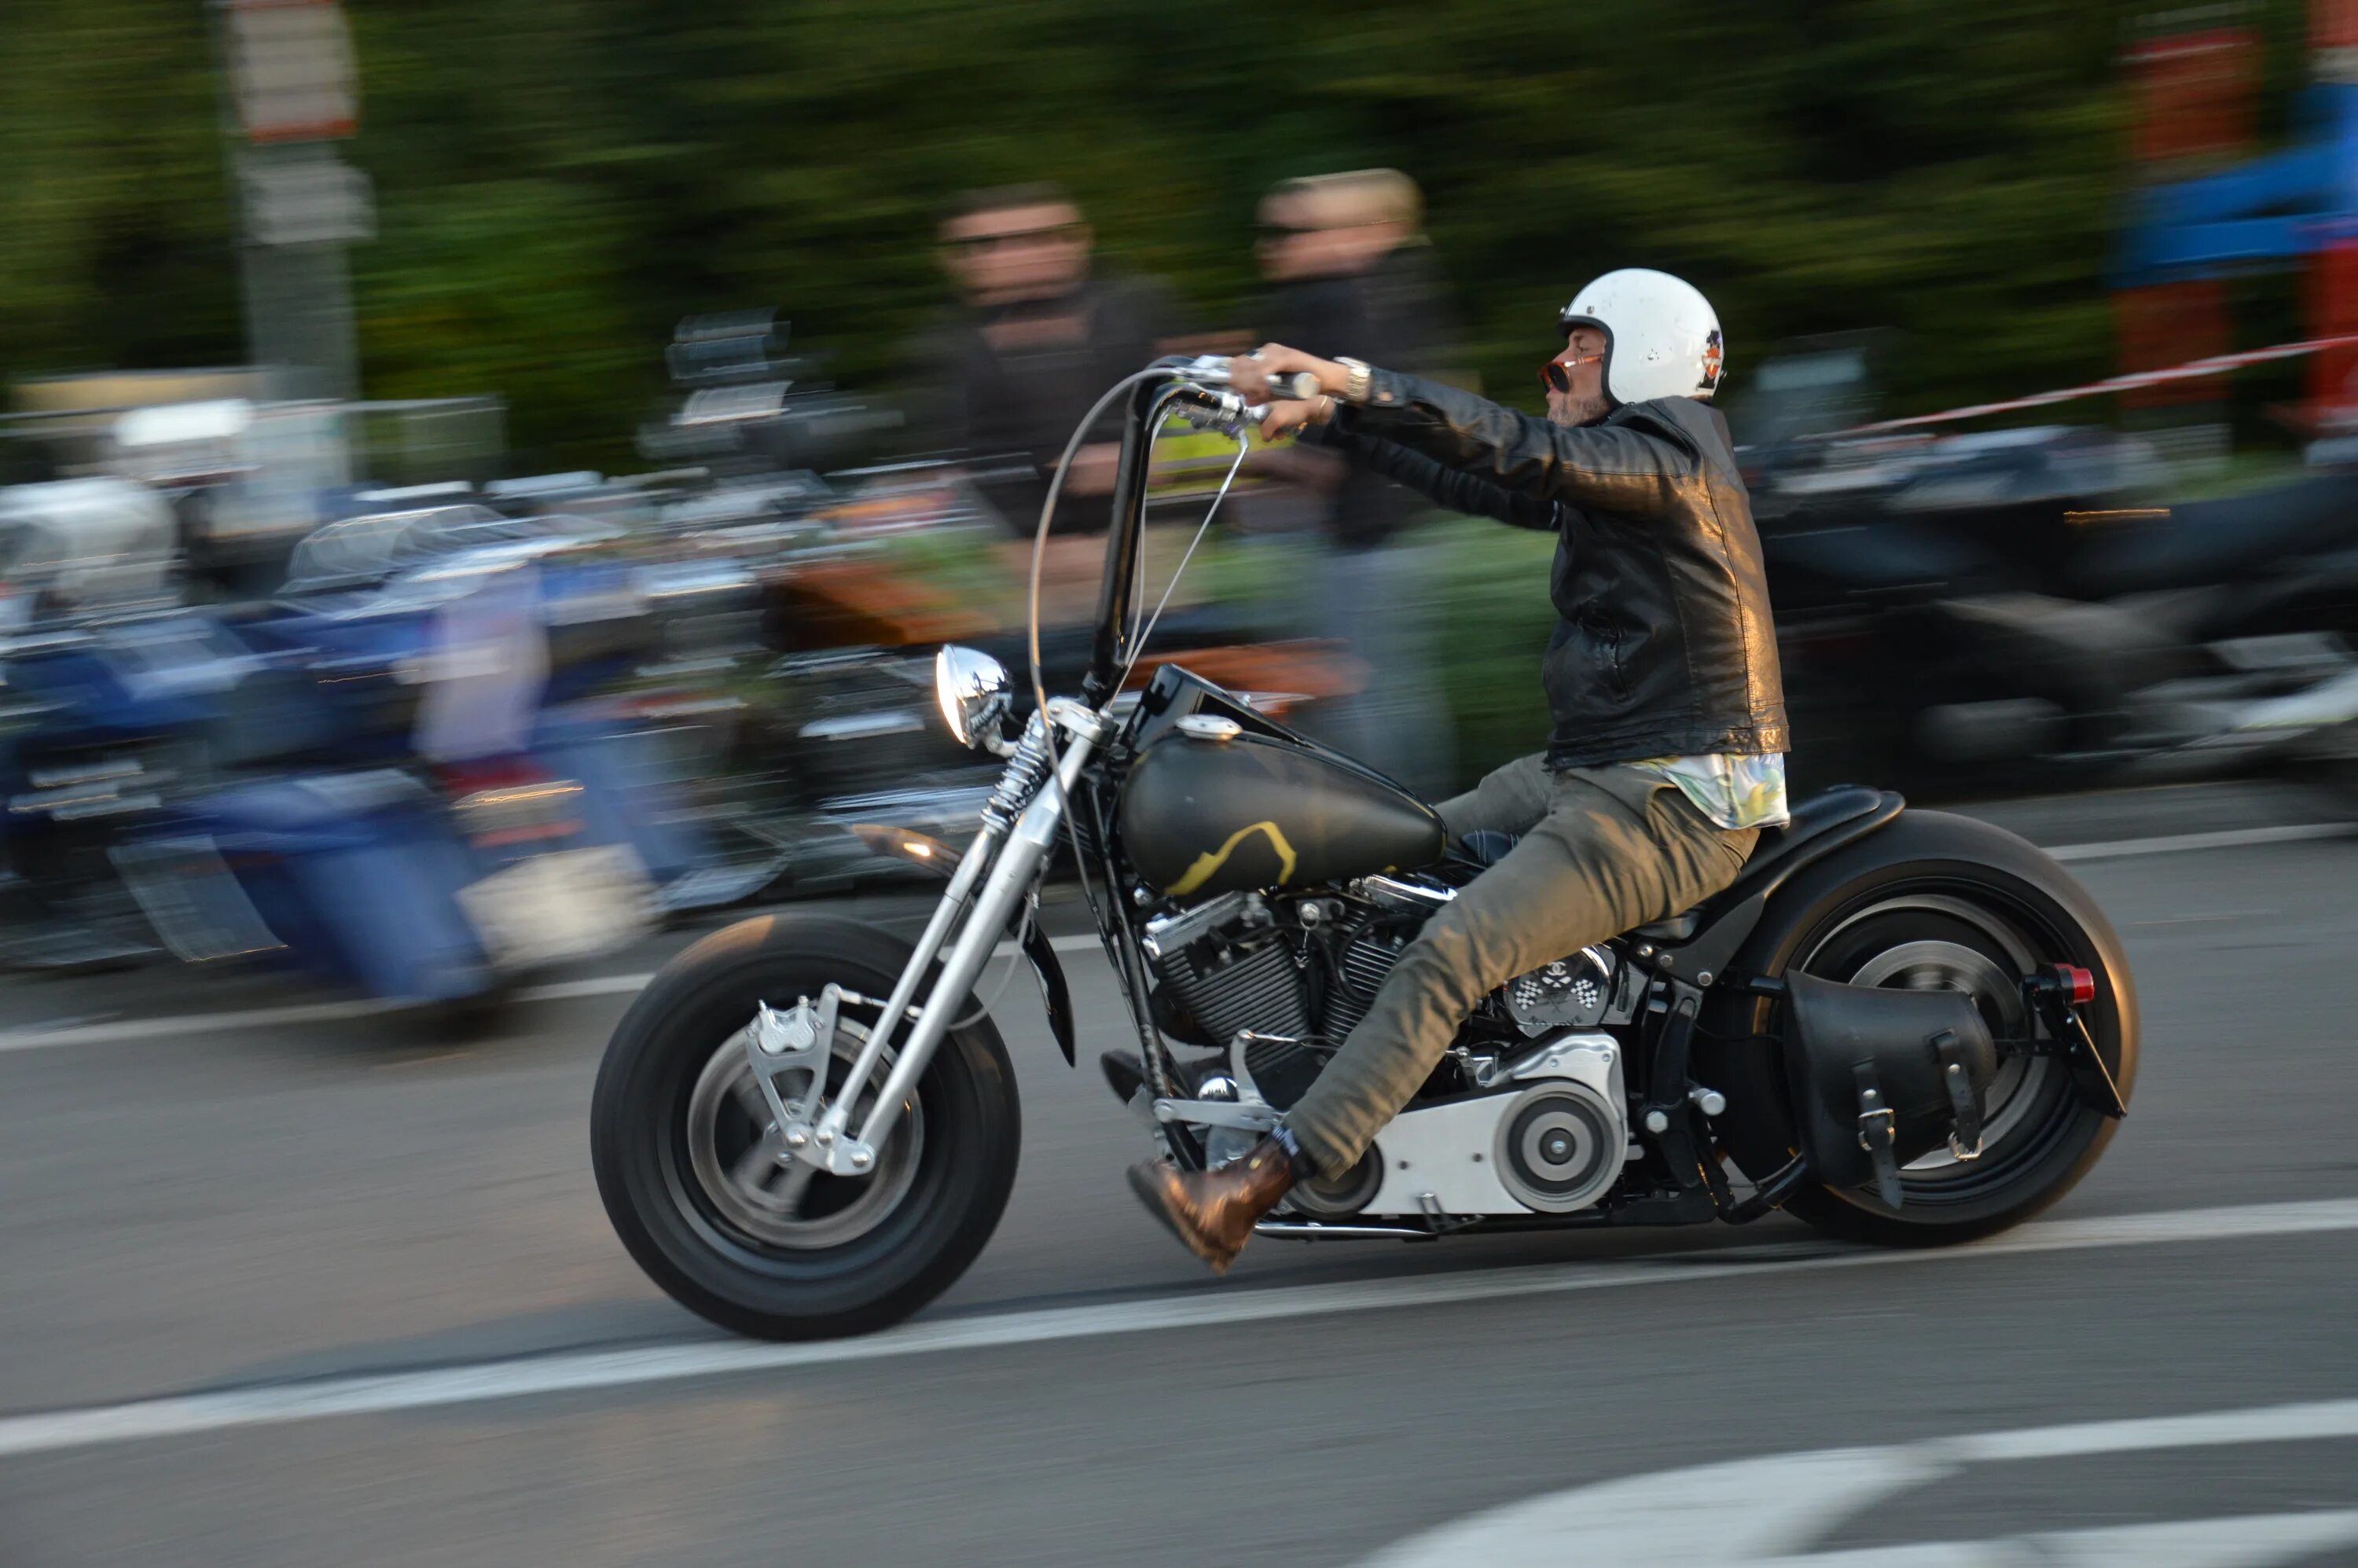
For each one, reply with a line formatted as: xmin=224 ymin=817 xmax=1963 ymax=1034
xmin=1140 ymin=876 xmax=1642 ymax=1088
xmin=1140 ymin=891 xmax=1312 ymax=1051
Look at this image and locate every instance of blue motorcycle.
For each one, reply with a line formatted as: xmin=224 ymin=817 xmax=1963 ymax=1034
xmin=3 ymin=505 xmax=744 ymax=1018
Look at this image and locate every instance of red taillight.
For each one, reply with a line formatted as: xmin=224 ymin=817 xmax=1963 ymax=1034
xmin=2062 ymin=964 xmax=2096 ymax=1005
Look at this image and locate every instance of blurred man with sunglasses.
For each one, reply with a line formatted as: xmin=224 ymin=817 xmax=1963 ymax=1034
xmin=906 ymin=183 xmax=1178 ymax=540
xmin=1242 ymin=169 xmax=1464 ymax=797
xmin=1128 ymin=270 xmax=1792 ymax=1272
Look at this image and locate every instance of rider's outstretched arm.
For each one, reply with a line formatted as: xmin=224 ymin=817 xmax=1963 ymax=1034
xmin=1331 ymin=369 xmax=1697 ymax=515
xmin=1298 ymin=419 xmax=1555 ymax=531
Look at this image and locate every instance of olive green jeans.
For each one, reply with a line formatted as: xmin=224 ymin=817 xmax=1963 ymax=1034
xmin=1283 ymin=755 xmax=1758 ymax=1179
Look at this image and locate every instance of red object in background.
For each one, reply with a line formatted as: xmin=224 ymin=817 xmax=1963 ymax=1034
xmin=2317 ymin=0 xmax=2358 ymax=59
xmin=2114 ymin=278 xmax=2231 ymax=409
xmin=2126 ymin=27 xmax=2258 ymax=166
xmin=2309 ymin=241 xmax=2358 ymax=420
xmin=2116 ymin=19 xmax=2250 ymax=410
xmin=2110 ymin=6 xmax=2358 ymax=427
xmin=433 ymin=756 xmax=547 ymax=799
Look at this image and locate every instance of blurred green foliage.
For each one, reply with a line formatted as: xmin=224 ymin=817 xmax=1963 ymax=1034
xmin=0 ymin=1 xmax=2322 ymax=471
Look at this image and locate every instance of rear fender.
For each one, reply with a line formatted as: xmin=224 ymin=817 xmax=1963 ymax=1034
xmin=1691 ymin=809 xmax=2139 ymax=1186
xmin=1653 ymin=788 xmax=1904 ymax=983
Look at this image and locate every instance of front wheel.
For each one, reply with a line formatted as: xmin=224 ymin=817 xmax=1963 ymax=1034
xmin=591 ymin=913 xmax=1021 ymax=1338
xmin=1699 ymin=810 xmax=2139 ymax=1247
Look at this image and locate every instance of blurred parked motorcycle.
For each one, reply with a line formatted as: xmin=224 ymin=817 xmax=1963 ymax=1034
xmin=1739 ymin=342 xmax=2358 ymax=802
xmin=0 ymin=495 xmax=729 ymax=1021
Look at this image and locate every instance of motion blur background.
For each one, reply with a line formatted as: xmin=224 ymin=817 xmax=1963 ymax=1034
xmin=8 ymin=7 xmax=2358 ymax=1566
xmin=3 ymin=0 xmax=2136 ymax=462
xmin=10 ymin=0 xmax=2358 ymax=799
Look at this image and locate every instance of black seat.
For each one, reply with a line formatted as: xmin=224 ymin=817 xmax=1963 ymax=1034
xmin=1632 ymin=784 xmax=1897 ymax=941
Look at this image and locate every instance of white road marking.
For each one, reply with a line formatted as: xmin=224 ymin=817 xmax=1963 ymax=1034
xmin=0 ymin=1195 xmax=2352 ymax=1461
xmin=0 ymin=935 xmax=1100 ymax=1053
xmin=1363 ymin=1397 xmax=2358 ymax=1566
xmin=2045 ymin=821 xmax=2358 ymax=861
xmin=1757 ymin=1511 xmax=2358 ymax=1568
xmin=0 ymin=996 xmax=395 ymax=1052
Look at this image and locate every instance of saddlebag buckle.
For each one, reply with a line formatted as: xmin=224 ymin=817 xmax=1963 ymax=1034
xmin=1853 ymin=1065 xmax=1904 ymax=1208
xmin=1934 ymin=1029 xmax=1985 ymax=1159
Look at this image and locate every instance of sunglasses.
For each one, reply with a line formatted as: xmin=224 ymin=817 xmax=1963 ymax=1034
xmin=1547 ymin=347 xmax=1603 ymax=391
xmin=1540 ymin=348 xmax=1606 ymax=394
xmin=950 ymin=223 xmax=1083 ymax=252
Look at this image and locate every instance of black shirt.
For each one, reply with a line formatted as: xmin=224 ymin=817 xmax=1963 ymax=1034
xmin=905 ymin=274 xmax=1177 ymax=536
xmin=1263 ymin=244 xmax=1464 ymax=550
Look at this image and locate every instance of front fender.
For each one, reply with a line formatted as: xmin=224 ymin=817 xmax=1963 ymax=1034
xmin=1018 ymin=919 xmax=1078 ymax=1067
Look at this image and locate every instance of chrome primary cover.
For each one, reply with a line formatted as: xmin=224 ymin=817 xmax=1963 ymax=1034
xmin=1493 ymin=1082 xmax=1622 ymax=1213
xmin=1364 ymin=1032 xmax=1630 ymax=1219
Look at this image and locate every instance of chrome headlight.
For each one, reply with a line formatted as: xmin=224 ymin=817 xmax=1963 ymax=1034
xmin=933 ymin=644 xmax=1012 ymax=751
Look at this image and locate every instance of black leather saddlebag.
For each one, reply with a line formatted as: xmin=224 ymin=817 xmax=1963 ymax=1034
xmin=1782 ymin=971 xmax=1999 ymax=1206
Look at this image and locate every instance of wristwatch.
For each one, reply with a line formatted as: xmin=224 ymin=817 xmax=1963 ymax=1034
xmin=1334 ymin=357 xmax=1374 ymax=406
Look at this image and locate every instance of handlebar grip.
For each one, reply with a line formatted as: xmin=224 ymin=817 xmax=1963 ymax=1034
xmin=1262 ymin=370 xmax=1324 ymax=402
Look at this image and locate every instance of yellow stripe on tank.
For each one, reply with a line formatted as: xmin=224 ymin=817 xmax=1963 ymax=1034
xmin=1165 ymin=821 xmax=1300 ymax=897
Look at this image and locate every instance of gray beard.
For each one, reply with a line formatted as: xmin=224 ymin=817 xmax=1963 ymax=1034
xmin=1549 ymin=395 xmax=1610 ymax=428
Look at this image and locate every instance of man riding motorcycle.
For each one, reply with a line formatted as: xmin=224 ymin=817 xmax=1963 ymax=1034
xmin=1127 ymin=268 xmax=1793 ymax=1271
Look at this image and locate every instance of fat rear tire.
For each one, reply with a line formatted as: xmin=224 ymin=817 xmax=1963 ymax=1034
xmin=591 ymin=913 xmax=1021 ymax=1338
xmin=1697 ymin=809 xmax=2138 ymax=1247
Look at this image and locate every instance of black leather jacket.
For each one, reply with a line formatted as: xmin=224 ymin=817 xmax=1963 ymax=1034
xmin=1305 ymin=369 xmax=1789 ymax=770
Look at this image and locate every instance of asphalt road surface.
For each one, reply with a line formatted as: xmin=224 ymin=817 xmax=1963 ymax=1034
xmin=2 ymin=782 xmax=2356 ymax=1567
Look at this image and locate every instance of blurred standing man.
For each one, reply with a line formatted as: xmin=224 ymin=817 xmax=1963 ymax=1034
xmin=1249 ymin=170 xmax=1461 ymax=796
xmin=906 ymin=185 xmax=1178 ymax=607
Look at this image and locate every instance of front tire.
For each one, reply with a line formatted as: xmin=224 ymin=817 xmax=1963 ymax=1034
xmin=1699 ymin=810 xmax=2138 ymax=1247
xmin=591 ymin=913 xmax=1021 ymax=1338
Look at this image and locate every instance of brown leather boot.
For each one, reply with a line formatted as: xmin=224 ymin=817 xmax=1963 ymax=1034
xmin=1126 ymin=1139 xmax=1299 ymax=1274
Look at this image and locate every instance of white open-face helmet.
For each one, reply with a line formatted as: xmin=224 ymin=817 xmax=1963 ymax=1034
xmin=1559 ymin=268 xmax=1724 ymax=406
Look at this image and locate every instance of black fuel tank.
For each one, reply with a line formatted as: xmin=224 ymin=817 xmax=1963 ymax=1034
xmin=1118 ymin=731 xmax=1445 ymax=899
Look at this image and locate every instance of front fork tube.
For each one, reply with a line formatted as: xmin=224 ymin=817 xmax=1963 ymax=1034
xmin=804 ymin=721 xmax=1099 ymax=1176
xmin=800 ymin=817 xmax=1001 ymax=1159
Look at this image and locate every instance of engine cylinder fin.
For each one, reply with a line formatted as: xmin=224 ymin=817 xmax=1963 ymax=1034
xmin=1324 ymin=932 xmax=1405 ymax=1039
xmin=1151 ymin=929 xmax=1310 ymax=1048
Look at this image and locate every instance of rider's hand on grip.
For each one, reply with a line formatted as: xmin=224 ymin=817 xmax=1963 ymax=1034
xmin=1225 ymin=343 xmax=1339 ymax=403
xmin=1225 ymin=344 xmax=1349 ymax=441
xmin=1254 ymin=396 xmax=1334 ymax=442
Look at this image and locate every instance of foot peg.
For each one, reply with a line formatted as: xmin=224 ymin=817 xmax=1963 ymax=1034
xmin=1101 ymin=1049 xmax=1223 ymax=1112
xmin=1099 ymin=1051 xmax=1147 ymax=1107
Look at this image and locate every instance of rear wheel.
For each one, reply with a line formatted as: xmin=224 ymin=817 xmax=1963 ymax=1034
xmin=1700 ymin=810 xmax=2137 ymax=1247
xmin=591 ymin=913 xmax=1020 ymax=1338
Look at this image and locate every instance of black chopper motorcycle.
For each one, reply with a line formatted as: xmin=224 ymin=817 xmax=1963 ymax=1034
xmin=590 ymin=357 xmax=2139 ymax=1340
